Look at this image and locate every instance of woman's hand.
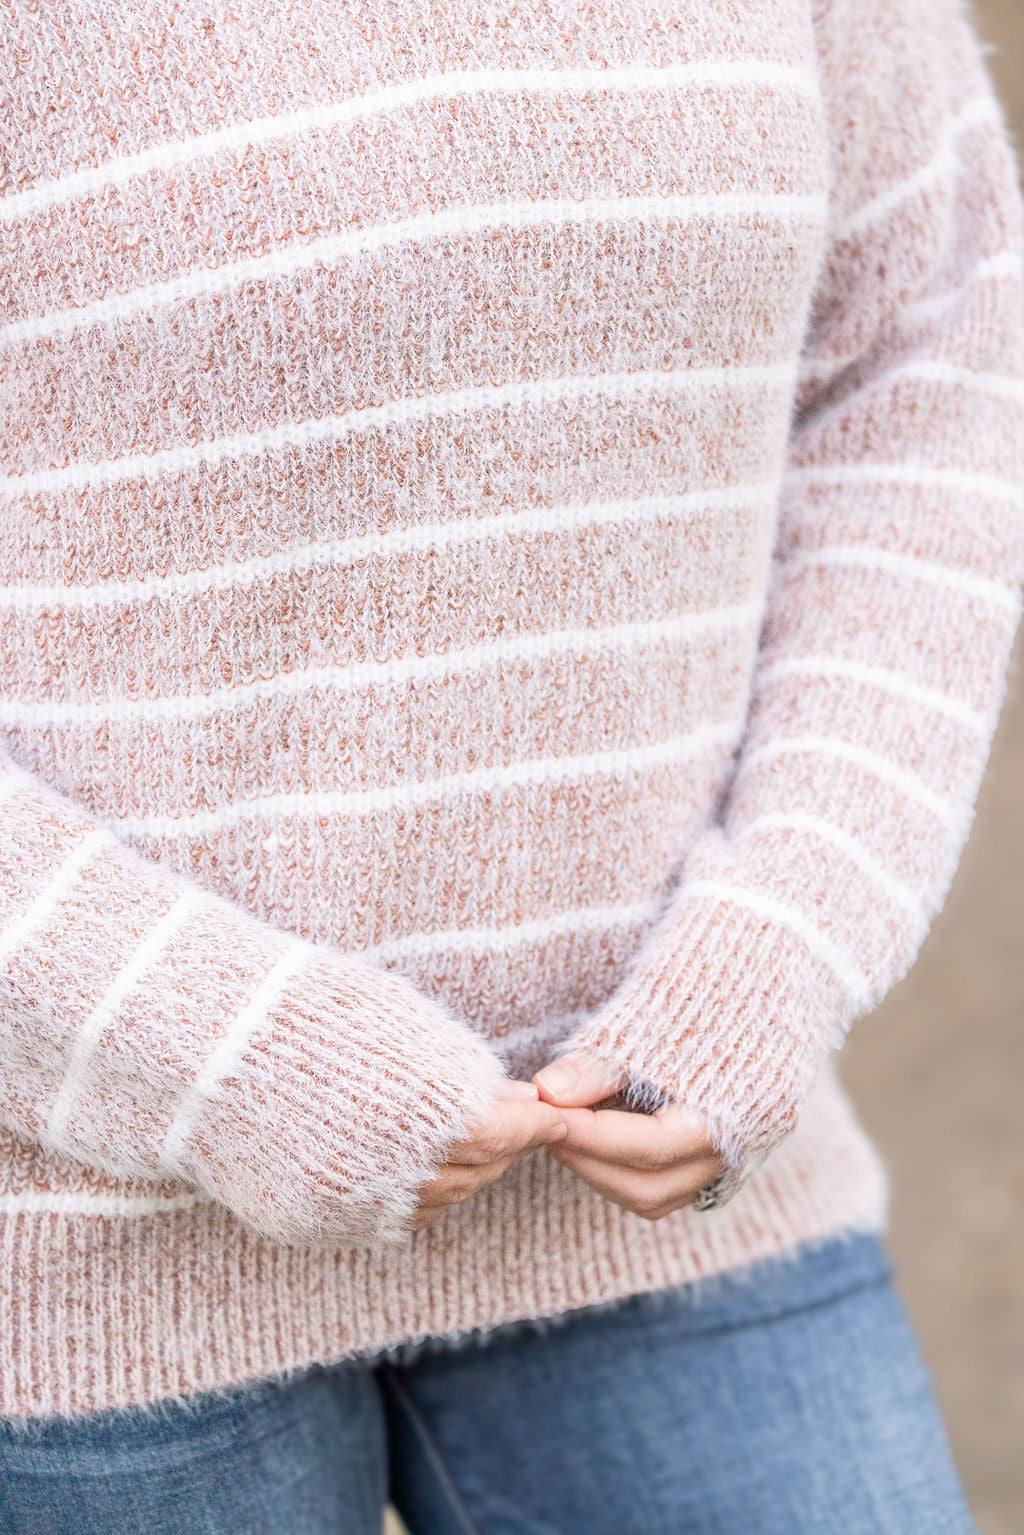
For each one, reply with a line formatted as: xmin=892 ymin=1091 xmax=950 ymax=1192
xmin=532 ymin=1055 xmax=724 ymax=1221
xmin=411 ymin=1079 xmax=567 ymax=1230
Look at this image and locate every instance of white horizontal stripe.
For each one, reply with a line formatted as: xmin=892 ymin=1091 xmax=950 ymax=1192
xmin=0 ymin=59 xmax=819 ymax=223
xmin=895 ymin=250 xmax=1023 ymax=331
xmin=0 ymin=827 xmax=108 ymax=968
xmin=685 ymin=877 xmax=873 ymax=1003
xmin=780 ymin=544 xmax=1021 ymax=614
xmin=45 ymin=889 xmax=208 ymax=1150
xmin=357 ymin=897 xmax=662 ymax=964
xmin=758 ymin=656 xmax=987 ymax=732
xmin=882 ymin=361 xmax=1024 ymax=404
xmin=1 ymin=364 xmax=792 ymax=500
xmin=0 ymin=1189 xmax=208 ymax=1217
xmin=742 ymin=735 xmax=958 ymax=824
xmin=119 ymin=720 xmax=743 ymax=839
xmin=0 ymin=601 xmax=759 ymax=730
xmin=0 ymin=767 xmax=32 ymax=812
xmin=798 ymin=360 xmax=1024 ymax=439
xmin=794 ymin=352 xmax=862 ymax=384
xmin=161 ymin=939 xmax=310 ymax=1170
xmin=3 ymin=191 xmax=825 ymax=347
xmin=835 ymin=95 xmax=1001 ymax=245
xmin=796 ymin=250 xmax=1023 ymax=383
xmin=784 ymin=461 xmax=1023 ymax=506
xmin=738 ymin=811 xmax=927 ymax=923
xmin=0 ymin=481 xmax=778 ymax=613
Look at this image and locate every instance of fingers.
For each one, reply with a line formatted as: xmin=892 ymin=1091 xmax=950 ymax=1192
xmin=545 ymin=1096 xmax=724 ymax=1220
xmin=411 ymin=1077 xmax=723 ymax=1230
xmin=555 ymin=1103 xmax=717 ymax=1168
xmin=495 ymin=1079 xmax=543 ymax=1101
xmin=447 ymin=1094 xmax=567 ymax=1167
xmin=532 ymin=1053 xmax=620 ymax=1108
xmin=411 ymin=1079 xmax=570 ymax=1232
xmin=415 ymin=1150 xmax=519 ymax=1213
xmin=549 ymin=1143 xmax=726 ymax=1221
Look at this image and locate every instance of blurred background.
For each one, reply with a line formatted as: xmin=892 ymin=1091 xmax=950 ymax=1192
xmin=391 ymin=5 xmax=1024 ymax=1532
xmin=840 ymin=4 xmax=1024 ymax=1532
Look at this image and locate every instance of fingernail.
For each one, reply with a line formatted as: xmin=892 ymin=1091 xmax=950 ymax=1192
xmin=500 ymin=1079 xmax=540 ymax=1099
xmin=546 ymin=1121 xmax=569 ymax=1142
xmin=534 ymin=1061 xmax=578 ymax=1097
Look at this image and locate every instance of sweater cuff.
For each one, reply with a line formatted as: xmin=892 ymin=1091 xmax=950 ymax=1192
xmin=556 ymin=881 xmax=848 ymax=1210
xmin=173 ymin=949 xmax=508 ymax=1249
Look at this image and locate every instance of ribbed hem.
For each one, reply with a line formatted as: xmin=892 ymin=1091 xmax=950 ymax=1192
xmin=0 ymin=1067 xmax=887 ymax=1418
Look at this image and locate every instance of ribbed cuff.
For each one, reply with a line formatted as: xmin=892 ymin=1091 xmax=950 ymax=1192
xmin=556 ymin=885 xmax=846 ymax=1210
xmin=183 ymin=951 xmax=508 ymax=1249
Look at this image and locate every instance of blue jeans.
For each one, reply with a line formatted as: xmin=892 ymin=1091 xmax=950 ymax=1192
xmin=0 ymin=1231 xmax=975 ymax=1534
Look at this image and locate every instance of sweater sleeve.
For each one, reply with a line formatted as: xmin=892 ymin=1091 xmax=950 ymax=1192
xmin=0 ymin=755 xmax=506 ymax=1246
xmin=556 ymin=0 xmax=1024 ymax=1206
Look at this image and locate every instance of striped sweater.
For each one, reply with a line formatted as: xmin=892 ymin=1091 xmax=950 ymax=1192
xmin=0 ymin=0 xmax=1021 ymax=1417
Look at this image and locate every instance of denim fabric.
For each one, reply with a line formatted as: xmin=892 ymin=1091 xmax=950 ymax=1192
xmin=0 ymin=1231 xmax=976 ymax=1534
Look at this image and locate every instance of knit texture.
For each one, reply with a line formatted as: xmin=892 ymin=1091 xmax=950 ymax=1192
xmin=0 ymin=0 xmax=1021 ymax=1415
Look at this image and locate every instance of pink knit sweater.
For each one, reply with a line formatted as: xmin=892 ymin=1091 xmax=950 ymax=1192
xmin=0 ymin=0 xmax=1021 ymax=1418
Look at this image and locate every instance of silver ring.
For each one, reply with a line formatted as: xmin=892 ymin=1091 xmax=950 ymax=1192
xmin=693 ymin=1183 xmax=721 ymax=1212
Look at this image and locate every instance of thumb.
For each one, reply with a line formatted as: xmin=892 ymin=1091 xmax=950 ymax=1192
xmin=532 ymin=1052 xmax=621 ymax=1107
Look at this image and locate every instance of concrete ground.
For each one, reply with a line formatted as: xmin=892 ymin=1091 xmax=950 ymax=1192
xmin=390 ymin=5 xmax=1024 ymax=1529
